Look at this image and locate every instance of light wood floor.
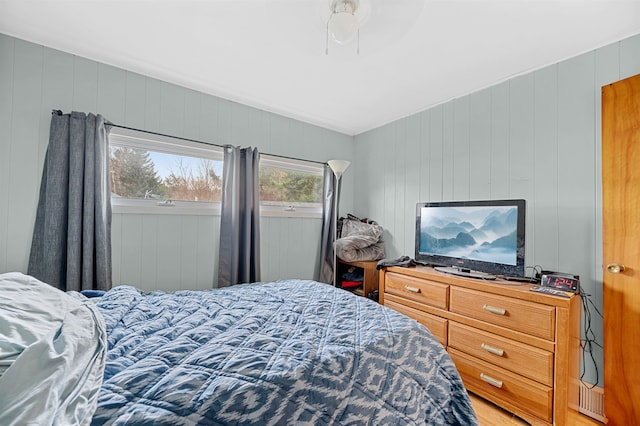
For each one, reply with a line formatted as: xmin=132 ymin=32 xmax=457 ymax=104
xmin=469 ymin=394 xmax=603 ymax=426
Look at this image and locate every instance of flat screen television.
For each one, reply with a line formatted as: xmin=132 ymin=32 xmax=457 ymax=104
xmin=415 ymin=199 xmax=526 ymax=279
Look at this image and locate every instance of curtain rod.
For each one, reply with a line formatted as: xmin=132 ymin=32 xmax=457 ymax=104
xmin=51 ymin=110 xmax=328 ymax=167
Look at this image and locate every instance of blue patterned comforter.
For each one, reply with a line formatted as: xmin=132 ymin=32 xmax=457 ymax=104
xmin=92 ymin=280 xmax=477 ymax=425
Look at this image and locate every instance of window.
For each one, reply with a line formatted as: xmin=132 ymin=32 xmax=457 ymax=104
xmin=259 ymin=155 xmax=324 ymax=218
xmin=109 ymin=128 xmax=223 ymax=215
xmin=109 ymin=128 xmax=325 ymax=218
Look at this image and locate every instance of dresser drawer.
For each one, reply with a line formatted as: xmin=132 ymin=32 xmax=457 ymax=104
xmin=449 ymin=348 xmax=553 ymax=423
xmin=448 ymin=322 xmax=553 ymax=386
xmin=450 ymin=287 xmax=556 ymax=340
xmin=385 ymin=299 xmax=448 ymax=346
xmin=384 ymin=272 xmax=448 ymax=310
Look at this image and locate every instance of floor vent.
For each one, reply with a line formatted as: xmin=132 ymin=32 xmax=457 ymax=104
xmin=577 ymin=382 xmax=605 ymax=422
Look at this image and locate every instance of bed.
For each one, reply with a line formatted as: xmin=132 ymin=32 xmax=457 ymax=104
xmin=0 ymin=272 xmax=478 ymax=425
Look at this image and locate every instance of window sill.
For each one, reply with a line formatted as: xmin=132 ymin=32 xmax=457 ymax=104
xmin=112 ymin=202 xmax=321 ymax=218
xmin=112 ymin=203 xmax=220 ymax=216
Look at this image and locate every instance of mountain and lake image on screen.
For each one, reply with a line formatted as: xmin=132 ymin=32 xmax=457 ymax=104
xmin=419 ymin=205 xmax=518 ymax=266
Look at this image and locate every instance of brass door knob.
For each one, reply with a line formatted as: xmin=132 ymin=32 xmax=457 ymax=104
xmin=606 ymin=263 xmax=626 ymax=274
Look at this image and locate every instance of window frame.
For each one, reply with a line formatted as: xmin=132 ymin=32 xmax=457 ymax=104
xmin=259 ymin=154 xmax=324 ymax=218
xmin=108 ymin=128 xmax=324 ymax=218
xmin=109 ymin=127 xmax=224 ymax=215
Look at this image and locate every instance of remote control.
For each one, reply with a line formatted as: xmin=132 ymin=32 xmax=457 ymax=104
xmin=530 ymin=286 xmax=571 ymax=298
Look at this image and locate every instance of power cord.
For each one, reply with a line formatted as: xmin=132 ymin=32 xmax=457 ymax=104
xmin=529 ymin=265 xmax=544 ymax=280
xmin=498 ymin=265 xmax=542 ymax=283
xmin=525 ymin=265 xmax=544 ymax=282
xmin=578 ymin=287 xmax=603 ymax=388
xmin=529 ymin=264 xmax=603 ymax=387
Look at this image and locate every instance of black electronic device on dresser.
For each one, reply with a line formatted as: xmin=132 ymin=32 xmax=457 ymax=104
xmin=540 ymin=272 xmax=580 ymax=293
xmin=415 ymin=199 xmax=526 ymax=280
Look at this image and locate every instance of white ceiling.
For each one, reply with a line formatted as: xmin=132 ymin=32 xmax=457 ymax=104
xmin=1 ymin=1 xmax=639 ymax=136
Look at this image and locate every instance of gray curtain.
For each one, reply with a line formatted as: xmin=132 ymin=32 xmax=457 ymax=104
xmin=28 ymin=111 xmax=112 ymax=291
xmin=217 ymin=146 xmax=261 ymax=287
xmin=318 ymin=165 xmax=336 ymax=284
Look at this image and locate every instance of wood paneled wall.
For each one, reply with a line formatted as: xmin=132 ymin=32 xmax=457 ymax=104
xmin=3 ymin=29 xmax=640 ymax=385
xmin=353 ymin=33 xmax=640 ymax=386
xmin=110 ymin=215 xmax=323 ymax=291
xmin=0 ymin=34 xmax=353 ymax=291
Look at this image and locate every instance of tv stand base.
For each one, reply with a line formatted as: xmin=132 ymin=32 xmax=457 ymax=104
xmin=434 ymin=266 xmax=496 ymax=280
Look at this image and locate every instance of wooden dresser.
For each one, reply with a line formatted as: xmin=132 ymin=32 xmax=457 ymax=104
xmin=379 ymin=266 xmax=581 ymax=426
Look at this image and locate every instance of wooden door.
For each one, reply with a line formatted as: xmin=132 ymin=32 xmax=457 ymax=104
xmin=602 ymin=73 xmax=640 ymax=424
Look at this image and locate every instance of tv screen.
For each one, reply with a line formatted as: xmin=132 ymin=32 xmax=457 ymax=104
xmin=415 ymin=199 xmax=526 ymax=278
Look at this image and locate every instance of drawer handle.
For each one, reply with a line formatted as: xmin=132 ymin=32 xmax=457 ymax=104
xmin=481 ymin=343 xmax=505 ymax=357
xmin=405 ymin=286 xmax=421 ymax=293
xmin=482 ymin=304 xmax=506 ymax=315
xmin=480 ymin=373 xmax=503 ymax=389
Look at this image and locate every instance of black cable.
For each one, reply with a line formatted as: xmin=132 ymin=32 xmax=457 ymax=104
xmin=530 ymin=264 xmax=603 ymax=388
xmin=530 ymin=264 xmax=544 ymax=280
xmin=578 ymin=288 xmax=603 ymax=388
xmin=106 ymin=123 xmax=328 ymax=166
xmin=508 ymin=264 xmax=602 ymax=387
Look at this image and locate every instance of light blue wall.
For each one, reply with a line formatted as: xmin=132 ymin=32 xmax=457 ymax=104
xmin=0 ymin=33 xmax=354 ymax=291
xmin=353 ymin=33 xmax=640 ymax=386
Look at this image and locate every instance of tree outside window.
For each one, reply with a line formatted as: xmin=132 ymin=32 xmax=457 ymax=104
xmin=110 ymin=147 xmax=222 ymax=202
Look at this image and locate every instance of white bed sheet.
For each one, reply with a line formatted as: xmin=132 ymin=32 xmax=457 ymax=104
xmin=0 ymin=272 xmax=106 ymax=426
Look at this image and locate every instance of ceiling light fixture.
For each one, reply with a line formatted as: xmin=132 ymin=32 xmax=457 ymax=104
xmin=325 ymin=0 xmax=368 ymax=55
xmin=261 ymin=0 xmax=425 ymax=57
